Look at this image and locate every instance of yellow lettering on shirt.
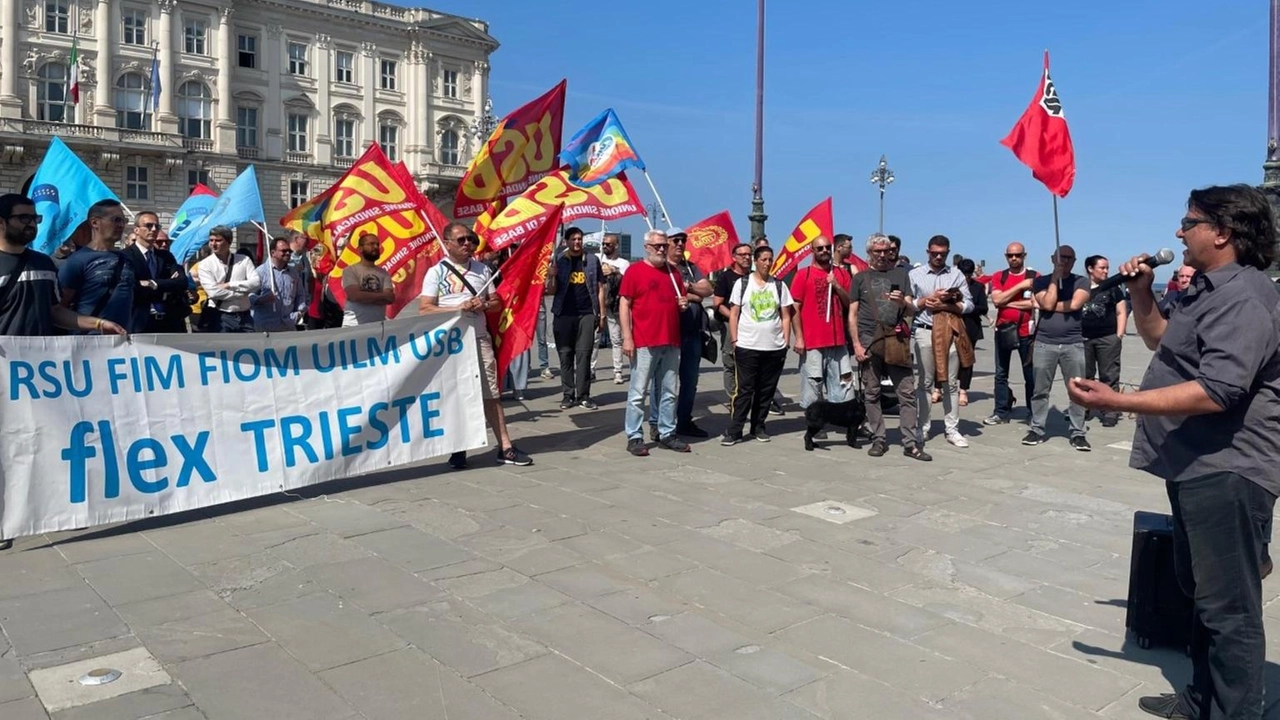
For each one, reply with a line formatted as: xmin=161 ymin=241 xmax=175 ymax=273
xmin=569 ymin=271 xmax=586 ymax=284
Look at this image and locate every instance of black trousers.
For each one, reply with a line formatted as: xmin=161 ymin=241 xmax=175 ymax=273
xmin=993 ymin=328 xmax=1034 ymax=416
xmin=727 ymin=347 xmax=786 ymax=438
xmin=1167 ymin=472 xmax=1275 ymax=720
xmin=1084 ymin=334 xmax=1122 ymax=390
xmin=553 ymin=313 xmax=598 ymax=401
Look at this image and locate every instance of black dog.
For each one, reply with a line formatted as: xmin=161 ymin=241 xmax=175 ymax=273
xmin=804 ymin=396 xmax=867 ymax=451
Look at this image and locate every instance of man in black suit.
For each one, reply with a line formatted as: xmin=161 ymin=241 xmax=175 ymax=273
xmin=124 ymin=211 xmax=188 ymax=333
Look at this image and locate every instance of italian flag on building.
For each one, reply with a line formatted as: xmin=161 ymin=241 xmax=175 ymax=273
xmin=69 ymin=36 xmax=80 ymax=104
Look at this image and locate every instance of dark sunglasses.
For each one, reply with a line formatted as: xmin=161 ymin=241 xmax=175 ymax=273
xmin=1005 ymin=252 xmax=1025 ymax=258
xmin=648 ymin=243 xmax=669 ymax=251
xmin=1180 ymin=217 xmax=1212 ymax=232
xmin=140 ymin=222 xmax=159 ymax=230
xmin=813 ymin=245 xmax=831 ymax=251
xmin=451 ymin=234 xmax=480 ymax=245
xmin=927 ymin=250 xmax=948 ymax=257
xmin=5 ymin=213 xmax=42 ymax=224
xmin=670 ymin=238 xmax=686 ymax=245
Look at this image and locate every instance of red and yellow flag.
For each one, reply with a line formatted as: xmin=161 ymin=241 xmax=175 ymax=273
xmin=771 ymin=197 xmax=834 ymax=278
xmin=684 ymin=210 xmax=739 ymax=276
xmin=454 ymin=80 xmax=567 ymax=219
xmin=476 ymin=168 xmax=644 ymax=252
xmin=486 ymin=204 xmax=565 ymax=390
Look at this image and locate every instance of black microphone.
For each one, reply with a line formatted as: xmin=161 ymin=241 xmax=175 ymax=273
xmin=1089 ymin=249 xmax=1176 ymax=296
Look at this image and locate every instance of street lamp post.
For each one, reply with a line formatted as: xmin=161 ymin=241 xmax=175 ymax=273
xmin=869 ymin=155 xmax=895 ymax=234
xmin=646 ymin=202 xmax=667 ymax=228
xmin=747 ymin=0 xmax=768 ymax=242
xmin=468 ymin=96 xmax=498 ymax=149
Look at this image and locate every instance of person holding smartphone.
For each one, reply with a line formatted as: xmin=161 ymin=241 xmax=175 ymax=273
xmin=849 ymin=234 xmax=928 ymax=461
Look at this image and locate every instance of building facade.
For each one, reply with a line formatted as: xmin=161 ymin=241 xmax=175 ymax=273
xmin=0 ymin=0 xmax=496 ymax=244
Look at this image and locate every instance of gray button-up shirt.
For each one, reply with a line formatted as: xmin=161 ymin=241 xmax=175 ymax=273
xmin=907 ymin=264 xmax=973 ymax=327
xmin=1129 ymin=262 xmax=1280 ymax=494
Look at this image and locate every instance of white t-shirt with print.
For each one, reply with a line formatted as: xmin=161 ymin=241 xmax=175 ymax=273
xmin=729 ymin=275 xmax=792 ymax=351
xmin=420 ymin=258 xmax=494 ymax=338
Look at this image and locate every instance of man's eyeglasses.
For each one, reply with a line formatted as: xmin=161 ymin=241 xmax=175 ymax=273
xmin=813 ymin=245 xmax=831 ymax=251
xmin=869 ymin=248 xmax=895 ymax=255
xmin=140 ymin=222 xmax=159 ymax=230
xmin=451 ymin=234 xmax=480 ymax=246
xmin=5 ymin=213 xmax=42 ymax=225
xmin=1005 ymin=253 xmax=1025 ymax=258
xmin=927 ymin=250 xmax=948 ymax=257
xmin=1180 ymin=217 xmax=1213 ymax=232
xmin=671 ymin=238 xmax=686 ymax=245
xmin=647 ymin=243 xmax=669 ymax=251
xmin=733 ymin=251 xmax=751 ymax=257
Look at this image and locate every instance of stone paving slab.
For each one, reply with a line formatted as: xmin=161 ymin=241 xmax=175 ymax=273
xmin=0 ymin=334 xmax=1271 ymax=718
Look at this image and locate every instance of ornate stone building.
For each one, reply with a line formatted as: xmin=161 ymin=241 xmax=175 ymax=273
xmin=0 ymin=0 xmax=496 ymax=242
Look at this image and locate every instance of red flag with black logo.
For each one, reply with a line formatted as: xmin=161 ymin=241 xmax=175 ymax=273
xmin=1000 ymin=51 xmax=1076 ymax=198
xmin=486 ymin=204 xmax=565 ymax=391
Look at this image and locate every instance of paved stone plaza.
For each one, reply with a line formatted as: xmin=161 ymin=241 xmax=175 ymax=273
xmin=1 ymin=330 xmax=1277 ymax=719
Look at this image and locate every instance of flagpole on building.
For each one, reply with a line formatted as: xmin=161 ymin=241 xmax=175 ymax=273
xmin=1051 ymin=194 xmax=1061 ymax=250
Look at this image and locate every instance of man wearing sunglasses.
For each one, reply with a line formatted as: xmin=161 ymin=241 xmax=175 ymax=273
xmin=123 ymin=211 xmax=186 ymax=333
xmin=985 ymin=242 xmax=1039 ymax=424
xmin=420 ymin=223 xmax=532 ymax=469
xmin=59 ymin=199 xmax=138 ymax=333
xmin=647 ymin=228 xmax=714 ymax=439
xmin=1070 ymin=185 xmax=1280 ymax=720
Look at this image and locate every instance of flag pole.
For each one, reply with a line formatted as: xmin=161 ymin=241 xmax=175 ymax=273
xmin=641 ymin=170 xmax=673 ymax=228
xmin=1051 ymin=194 xmax=1061 ymax=250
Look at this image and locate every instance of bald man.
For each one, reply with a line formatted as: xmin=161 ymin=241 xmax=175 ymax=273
xmin=985 ymin=242 xmax=1040 ymax=424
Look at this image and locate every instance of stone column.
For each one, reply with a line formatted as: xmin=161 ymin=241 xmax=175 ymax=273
xmin=315 ymin=32 xmax=331 ymax=162
xmin=0 ymin=0 xmax=20 ymax=117
xmin=156 ymin=0 xmax=178 ymax=132
xmin=264 ymin=24 xmax=282 ymax=159
xmin=215 ymin=7 xmax=235 ymax=150
xmin=90 ymin=0 xmax=111 ymax=125
xmin=1265 ymin=0 xmax=1280 ymax=223
xmin=361 ymin=41 xmax=375 ymax=152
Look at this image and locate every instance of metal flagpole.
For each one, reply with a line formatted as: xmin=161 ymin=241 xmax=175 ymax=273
xmin=64 ymin=0 xmax=77 ymax=123
xmin=1051 ymin=194 xmax=1061 ymax=249
xmin=641 ymin=170 xmax=673 ymax=228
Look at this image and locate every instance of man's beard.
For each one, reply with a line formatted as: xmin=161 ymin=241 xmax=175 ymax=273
xmin=5 ymin=229 xmax=33 ymax=245
xmin=361 ymin=250 xmax=380 ymax=261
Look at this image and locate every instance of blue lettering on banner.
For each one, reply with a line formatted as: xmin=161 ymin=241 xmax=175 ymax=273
xmin=9 ymin=359 xmax=93 ymax=400
xmin=62 ymin=420 xmax=216 ymax=503
xmin=197 ymin=347 xmax=301 ymax=386
xmin=408 ymin=327 xmax=465 ymax=361
xmin=238 ymin=392 xmax=449 ymax=472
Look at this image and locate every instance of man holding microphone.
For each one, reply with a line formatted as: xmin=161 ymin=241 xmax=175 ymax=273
xmin=1069 ymin=185 xmax=1280 ymax=720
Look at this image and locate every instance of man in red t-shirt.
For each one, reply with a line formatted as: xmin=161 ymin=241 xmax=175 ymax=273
xmin=619 ymin=229 xmax=690 ymax=456
xmin=790 ymin=235 xmax=855 ymax=407
xmin=984 ymin=241 xmax=1039 ymax=424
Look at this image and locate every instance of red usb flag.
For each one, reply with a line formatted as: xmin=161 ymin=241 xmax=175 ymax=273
xmin=683 ymin=210 xmax=739 ymax=275
xmin=1000 ymin=51 xmax=1076 ymax=198
xmin=486 ymin=204 xmax=565 ymax=391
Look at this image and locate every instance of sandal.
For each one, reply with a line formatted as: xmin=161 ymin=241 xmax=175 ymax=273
xmin=930 ymin=389 xmax=942 ymax=404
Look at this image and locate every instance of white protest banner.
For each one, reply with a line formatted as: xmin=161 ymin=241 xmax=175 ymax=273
xmin=0 ymin=313 xmax=487 ymax=538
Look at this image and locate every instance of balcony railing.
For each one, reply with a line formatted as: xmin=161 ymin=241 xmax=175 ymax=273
xmin=15 ymin=120 xmax=184 ymax=149
xmin=237 ymin=146 xmax=260 ymax=160
xmin=284 ymin=151 xmax=312 ymax=164
xmin=427 ymin=162 xmax=465 ymax=179
xmin=182 ymin=138 xmax=214 ymax=152
xmin=333 ymin=156 xmax=354 ymax=168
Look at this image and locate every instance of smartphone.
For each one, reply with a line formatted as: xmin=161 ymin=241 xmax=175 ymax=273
xmin=890 ymin=284 xmax=900 ymax=292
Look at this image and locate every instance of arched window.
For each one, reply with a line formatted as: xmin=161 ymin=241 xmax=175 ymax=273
xmin=36 ymin=64 xmax=67 ymax=122
xmin=114 ymin=73 xmax=150 ymax=129
xmin=177 ymin=81 xmax=212 ymax=139
xmin=439 ymin=129 xmax=459 ymax=165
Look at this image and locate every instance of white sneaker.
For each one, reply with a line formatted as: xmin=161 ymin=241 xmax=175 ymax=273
xmin=613 ymin=373 xmax=624 ymax=384
xmin=946 ymin=431 xmax=969 ymax=448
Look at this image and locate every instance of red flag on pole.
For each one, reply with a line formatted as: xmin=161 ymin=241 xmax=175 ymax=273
xmin=771 ymin=197 xmax=834 ymax=278
xmin=1000 ymin=51 xmax=1076 ymax=198
xmin=683 ymin=210 xmax=739 ymax=275
xmin=486 ymin=204 xmax=565 ymax=391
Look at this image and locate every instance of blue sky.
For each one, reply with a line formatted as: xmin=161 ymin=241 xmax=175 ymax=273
xmin=420 ymin=0 xmax=1267 ymax=276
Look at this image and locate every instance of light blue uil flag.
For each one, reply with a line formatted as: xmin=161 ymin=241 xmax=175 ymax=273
xmin=30 ymin=137 xmax=120 ymax=255
xmin=171 ymin=165 xmax=266 ymax=263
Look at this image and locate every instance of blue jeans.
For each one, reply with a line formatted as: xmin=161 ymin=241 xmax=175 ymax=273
xmin=649 ymin=335 xmax=701 ymax=427
xmin=1029 ymin=341 xmax=1086 ymax=437
xmin=627 ymin=346 xmax=678 ymax=440
xmin=535 ymin=300 xmax=549 ymax=369
xmin=799 ymin=346 xmax=854 ymax=408
xmin=505 ymin=349 xmax=529 ymax=392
